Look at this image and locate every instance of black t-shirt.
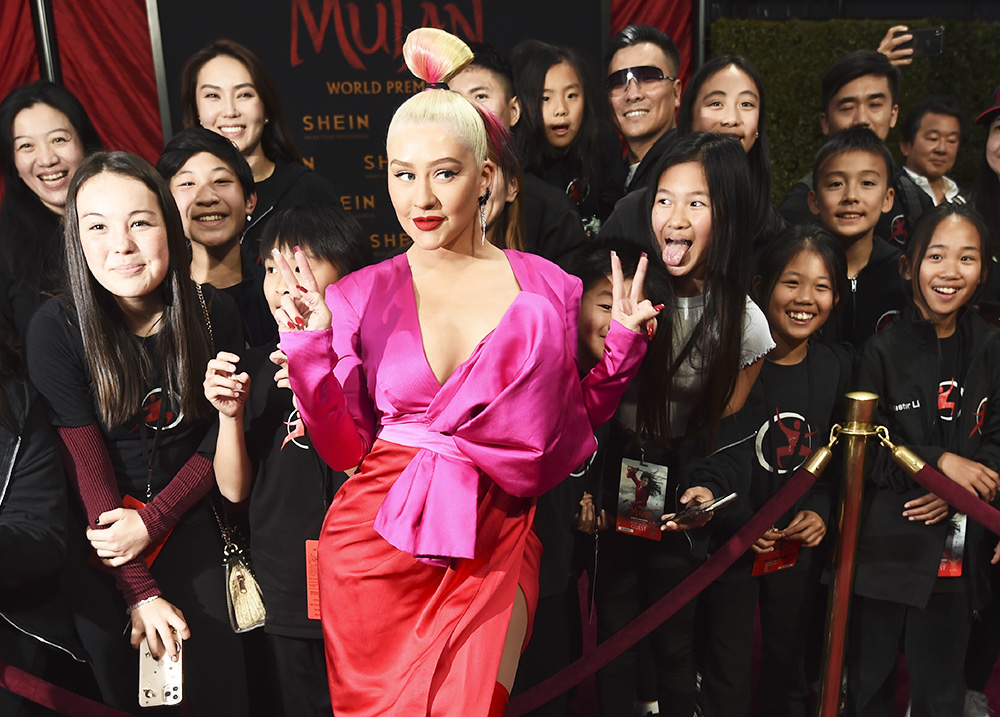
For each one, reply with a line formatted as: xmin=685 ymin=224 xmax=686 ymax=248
xmin=748 ymin=358 xmax=835 ymax=524
xmin=26 ymin=289 xmax=242 ymax=499
xmin=204 ymin=341 xmax=346 ymax=637
xmin=696 ymin=345 xmax=847 ymax=578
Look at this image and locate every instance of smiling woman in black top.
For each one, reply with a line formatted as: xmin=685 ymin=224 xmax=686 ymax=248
xmin=0 ymin=81 xmax=103 ymax=352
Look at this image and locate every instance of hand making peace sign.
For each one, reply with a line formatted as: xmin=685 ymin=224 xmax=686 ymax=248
xmin=611 ymin=250 xmax=663 ymax=338
xmin=271 ymin=246 xmax=332 ymax=333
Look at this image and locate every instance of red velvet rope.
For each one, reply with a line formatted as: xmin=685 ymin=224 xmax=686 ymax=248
xmin=908 ymin=463 xmax=1000 ymax=536
xmin=0 ymin=660 xmax=131 ymax=717
xmin=508 ymin=463 xmax=819 ymax=715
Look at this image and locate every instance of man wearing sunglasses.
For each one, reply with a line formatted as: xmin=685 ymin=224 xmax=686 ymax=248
xmin=604 ymin=25 xmax=682 ymax=192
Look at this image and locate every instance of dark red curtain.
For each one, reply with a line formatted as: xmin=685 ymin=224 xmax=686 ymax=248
xmin=54 ymin=1 xmax=163 ymax=161
xmin=0 ymin=0 xmax=162 ymax=164
xmin=611 ymin=0 xmax=693 ymax=87
xmin=0 ymin=2 xmax=41 ymax=107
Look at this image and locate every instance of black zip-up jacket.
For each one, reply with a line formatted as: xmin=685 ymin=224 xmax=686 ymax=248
xmin=0 ymin=377 xmax=86 ymax=662
xmin=854 ymin=306 xmax=1000 ymax=610
xmin=823 ymin=236 xmax=905 ymax=349
xmin=625 ymin=128 xmax=678 ymax=193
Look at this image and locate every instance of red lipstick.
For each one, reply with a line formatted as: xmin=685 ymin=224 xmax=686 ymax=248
xmin=413 ymin=216 xmax=444 ymax=231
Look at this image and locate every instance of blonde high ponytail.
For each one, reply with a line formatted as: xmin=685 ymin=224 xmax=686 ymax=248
xmin=387 ymin=28 xmax=487 ymax=166
xmin=402 ymin=27 xmax=474 ymax=86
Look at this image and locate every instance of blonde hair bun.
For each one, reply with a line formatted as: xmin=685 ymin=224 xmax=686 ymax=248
xmin=402 ymin=28 xmax=474 ymax=86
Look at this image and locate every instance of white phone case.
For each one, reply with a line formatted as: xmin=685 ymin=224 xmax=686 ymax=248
xmin=138 ymin=636 xmax=183 ymax=707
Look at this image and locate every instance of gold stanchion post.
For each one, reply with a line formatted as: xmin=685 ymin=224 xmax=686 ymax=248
xmin=818 ymin=392 xmax=879 ymax=716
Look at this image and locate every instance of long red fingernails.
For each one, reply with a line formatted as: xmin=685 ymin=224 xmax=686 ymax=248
xmin=286 ymin=321 xmax=296 ymax=329
xmin=296 ymin=285 xmax=308 ymax=293
xmin=295 ymin=316 xmax=305 ymax=327
xmin=653 ymin=304 xmax=665 ymax=311
xmin=647 ymin=324 xmax=655 ymax=340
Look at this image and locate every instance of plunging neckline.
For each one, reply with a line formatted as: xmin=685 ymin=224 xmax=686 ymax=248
xmin=405 ymin=250 xmax=523 ymax=388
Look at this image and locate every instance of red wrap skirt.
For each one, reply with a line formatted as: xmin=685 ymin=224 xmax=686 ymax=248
xmin=318 ymin=439 xmax=542 ymax=715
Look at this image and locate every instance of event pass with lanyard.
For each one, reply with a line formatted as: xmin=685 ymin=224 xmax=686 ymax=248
xmin=615 ymin=458 xmax=668 ymax=541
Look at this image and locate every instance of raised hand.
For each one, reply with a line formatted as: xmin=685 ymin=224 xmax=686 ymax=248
xmin=876 ymin=25 xmax=914 ymax=66
xmin=610 ymin=250 xmax=663 ymax=337
xmin=204 ymin=351 xmax=250 ymax=419
xmin=272 ymin=247 xmax=332 ymax=333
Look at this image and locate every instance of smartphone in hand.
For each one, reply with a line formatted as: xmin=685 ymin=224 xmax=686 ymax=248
xmin=892 ymin=26 xmax=944 ymax=58
xmin=138 ymin=635 xmax=183 ymax=707
xmin=660 ymin=492 xmax=738 ymax=525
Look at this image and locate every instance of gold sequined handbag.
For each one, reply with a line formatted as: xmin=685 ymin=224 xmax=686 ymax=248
xmin=211 ymin=502 xmax=266 ymax=633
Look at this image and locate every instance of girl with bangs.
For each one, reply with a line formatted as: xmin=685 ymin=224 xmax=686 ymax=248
xmin=677 ymin=54 xmax=785 ymax=251
xmin=696 ymin=225 xmax=849 ymax=716
xmin=512 ymin=40 xmax=625 ymax=235
xmin=850 ymin=204 xmax=1000 ymax=716
xmin=593 ymin=132 xmax=773 ymax=716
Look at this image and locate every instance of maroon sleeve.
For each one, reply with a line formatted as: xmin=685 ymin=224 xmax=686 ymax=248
xmin=56 ymin=424 xmax=160 ymax=607
xmin=138 ymin=452 xmax=215 ymax=545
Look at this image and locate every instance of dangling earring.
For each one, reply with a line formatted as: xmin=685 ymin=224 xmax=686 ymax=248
xmin=477 ymin=188 xmax=491 ymax=246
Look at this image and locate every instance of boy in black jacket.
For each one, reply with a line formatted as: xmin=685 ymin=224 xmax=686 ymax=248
xmin=808 ymin=127 xmax=906 ymax=348
xmin=203 ymin=205 xmax=371 ymax=716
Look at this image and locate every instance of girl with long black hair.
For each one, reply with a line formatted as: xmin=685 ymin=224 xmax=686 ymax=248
xmin=27 ymin=151 xmax=247 ymax=714
xmin=594 ymin=132 xmax=773 ymax=717
xmin=512 ymin=40 xmax=624 ymax=234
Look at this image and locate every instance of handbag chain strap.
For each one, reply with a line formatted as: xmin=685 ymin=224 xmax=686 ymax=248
xmin=195 ymin=283 xmax=237 ymax=556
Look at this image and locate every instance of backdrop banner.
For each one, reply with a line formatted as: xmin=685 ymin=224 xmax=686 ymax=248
xmin=158 ymin=0 xmax=604 ymax=261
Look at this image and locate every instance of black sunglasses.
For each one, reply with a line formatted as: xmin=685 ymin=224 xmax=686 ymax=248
xmin=605 ymin=66 xmax=675 ymax=95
